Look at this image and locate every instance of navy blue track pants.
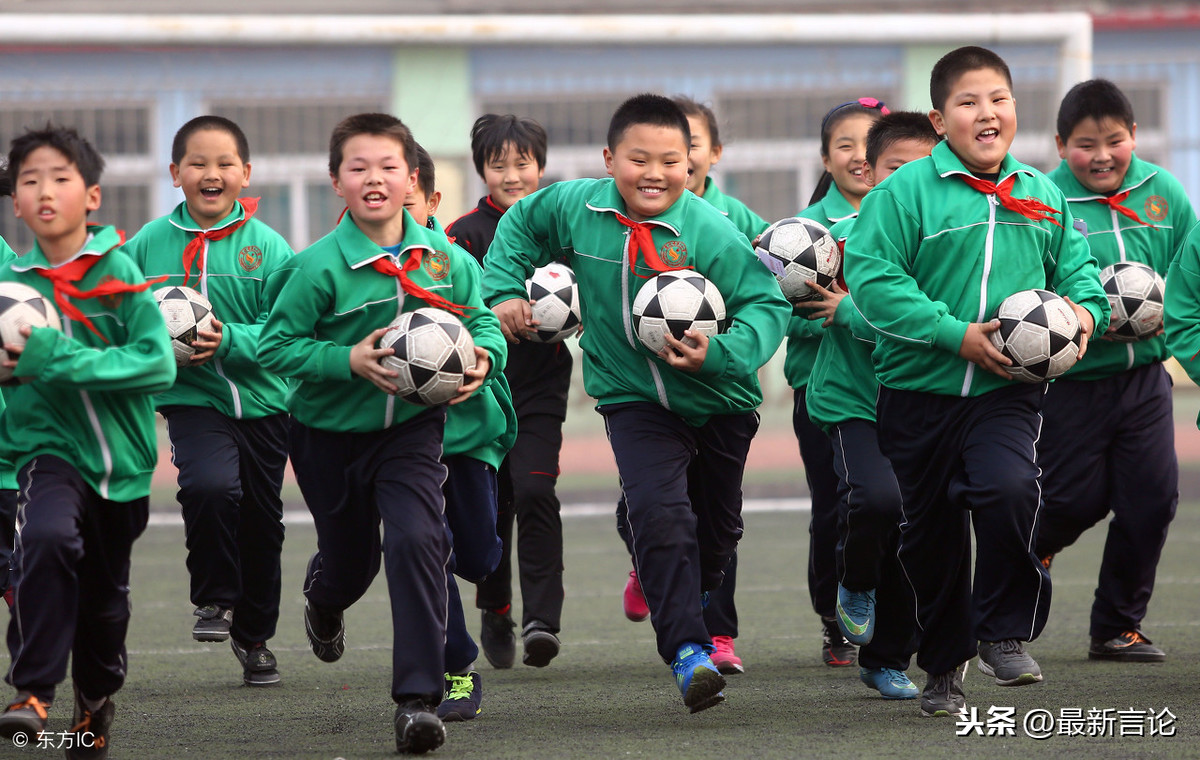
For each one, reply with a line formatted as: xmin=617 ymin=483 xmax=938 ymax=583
xmin=442 ymin=455 xmax=502 ymax=673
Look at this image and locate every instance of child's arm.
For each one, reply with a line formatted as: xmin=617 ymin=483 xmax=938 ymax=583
xmin=9 ymin=282 xmax=175 ymax=393
xmin=447 ymin=247 xmax=507 ymax=401
xmin=193 ymin=237 xmax=295 ymax=367
xmin=258 ymin=263 xmax=354 ymax=383
xmin=1045 ymin=200 xmax=1108 ymax=352
xmin=1165 ymin=221 xmax=1200 ymax=384
xmin=482 ymin=186 xmax=563 ymax=342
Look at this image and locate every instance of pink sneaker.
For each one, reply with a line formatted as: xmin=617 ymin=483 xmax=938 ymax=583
xmin=623 ymin=569 xmax=650 ymax=622
xmin=711 ymin=635 xmax=744 ymax=674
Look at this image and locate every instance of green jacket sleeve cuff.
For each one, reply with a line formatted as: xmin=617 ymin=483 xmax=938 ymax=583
xmin=696 ymin=337 xmax=729 ymax=379
xmin=13 ymin=327 xmax=56 ymax=379
xmin=933 ymin=314 xmax=969 ymax=354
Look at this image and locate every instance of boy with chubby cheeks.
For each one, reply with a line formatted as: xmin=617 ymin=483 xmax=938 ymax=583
xmin=481 ymin=94 xmax=788 ymax=712
xmin=842 ymin=47 xmax=1108 ymax=718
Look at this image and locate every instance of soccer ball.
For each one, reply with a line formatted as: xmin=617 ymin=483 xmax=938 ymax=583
xmin=754 ymin=217 xmax=841 ymax=303
xmin=0 ymin=282 xmax=61 ymax=385
xmin=988 ymin=289 xmax=1082 ymax=383
xmin=631 ymin=270 xmax=727 ymax=355
xmin=154 ymin=286 xmax=215 ymax=368
xmin=526 ymin=262 xmax=581 ymax=343
xmin=1100 ymin=261 xmax=1165 ymax=342
xmin=379 ymin=307 xmax=477 ymax=406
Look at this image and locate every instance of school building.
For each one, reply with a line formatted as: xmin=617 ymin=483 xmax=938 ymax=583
xmin=1 ymin=3 xmax=1198 ymax=253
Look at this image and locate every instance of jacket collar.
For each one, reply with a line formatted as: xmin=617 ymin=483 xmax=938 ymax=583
xmin=1051 ymin=153 xmax=1158 ymax=202
xmin=168 ymin=200 xmax=247 ymax=234
xmin=584 ymin=178 xmax=685 ymax=236
xmin=334 ymin=208 xmax=443 ymax=270
xmin=932 ymin=140 xmax=1031 ymax=185
xmin=13 ymin=224 xmax=123 ymax=272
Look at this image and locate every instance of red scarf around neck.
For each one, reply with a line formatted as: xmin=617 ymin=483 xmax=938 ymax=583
xmin=1095 ymin=190 xmax=1154 ymax=228
xmin=614 ymin=213 xmax=685 ymax=278
xmin=181 ymin=197 xmax=259 ymax=287
xmin=371 ymin=250 xmax=472 ymax=317
xmin=38 ymin=247 xmax=167 ymax=343
xmin=957 ymin=174 xmax=1062 ymax=228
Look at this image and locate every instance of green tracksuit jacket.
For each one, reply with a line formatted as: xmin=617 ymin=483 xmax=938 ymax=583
xmin=258 ymin=210 xmax=506 ymax=433
xmin=481 ymin=177 xmax=789 ymax=427
xmin=1164 ymin=220 xmax=1200 ymax=414
xmin=0 ymin=239 xmax=17 ymax=490
xmin=1048 ymin=155 xmax=1196 ymax=380
xmin=784 ymin=184 xmax=859 ymax=389
xmin=0 ymin=226 xmax=176 ymax=501
xmin=843 ymin=141 xmax=1109 ymax=397
xmin=124 ymin=201 xmax=293 ymax=418
xmin=699 ymin=177 xmax=770 ymax=242
xmin=805 ymin=217 xmax=880 ymax=431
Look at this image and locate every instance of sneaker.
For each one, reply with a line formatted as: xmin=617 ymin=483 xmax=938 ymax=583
xmin=394 ymin=699 xmax=445 ymax=754
xmin=623 ymin=569 xmax=650 ymax=622
xmin=672 ymin=642 xmax=726 ymax=713
xmin=436 ymin=672 xmax=482 ymax=722
xmin=920 ymin=663 xmax=968 ymax=718
xmin=820 ymin=616 xmax=857 ymax=667
xmin=835 ymin=584 xmax=876 ymax=646
xmin=711 ymin=635 xmax=744 ymax=675
xmin=192 ymin=604 xmax=233 ymax=642
xmin=231 ymin=639 xmax=281 ymax=686
xmin=64 ymin=685 xmax=114 ymax=759
xmin=977 ymin=639 xmax=1043 ymax=686
xmin=304 ymin=600 xmax=345 ymax=663
xmin=860 ymin=666 xmax=919 ymax=700
xmin=521 ymin=622 xmax=560 ymax=668
xmin=1089 ymin=630 xmax=1166 ymax=663
xmin=0 ymin=692 xmax=49 ymax=741
xmin=480 ymin=609 xmax=516 ymax=669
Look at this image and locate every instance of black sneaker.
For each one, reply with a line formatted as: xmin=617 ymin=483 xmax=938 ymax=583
xmin=480 ymin=609 xmax=516 ymax=669
xmin=64 ymin=684 xmax=114 ymax=759
xmin=192 ymin=604 xmax=233 ymax=642
xmin=436 ymin=672 xmax=482 ymax=722
xmin=977 ymin=639 xmax=1043 ymax=685
xmin=1089 ymin=630 xmax=1166 ymax=663
xmin=231 ymin=639 xmax=281 ymax=686
xmin=394 ymin=699 xmax=445 ymax=754
xmin=820 ymin=616 xmax=857 ymax=667
xmin=920 ymin=663 xmax=967 ymax=718
xmin=304 ymin=600 xmax=345 ymax=663
xmin=521 ymin=622 xmax=560 ymax=668
xmin=0 ymin=692 xmax=49 ymax=741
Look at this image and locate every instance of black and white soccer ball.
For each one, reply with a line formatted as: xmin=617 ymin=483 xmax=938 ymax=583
xmin=379 ymin=307 xmax=477 ymax=406
xmin=0 ymin=282 xmax=61 ymax=385
xmin=1100 ymin=261 xmax=1165 ymax=342
xmin=631 ymin=270 xmax=727 ymax=355
xmin=526 ymin=262 xmax=581 ymax=344
xmin=988 ymin=289 xmax=1082 ymax=383
xmin=154 ymin=286 xmax=215 ymax=368
xmin=754 ymin=217 xmax=841 ymax=303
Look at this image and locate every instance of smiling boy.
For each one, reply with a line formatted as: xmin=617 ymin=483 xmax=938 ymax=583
xmin=842 ymin=47 xmax=1109 ymax=718
xmin=481 ymin=94 xmax=789 ymax=712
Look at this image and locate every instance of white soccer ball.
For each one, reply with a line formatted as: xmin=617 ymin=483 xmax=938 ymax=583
xmin=631 ymin=270 xmax=727 ymax=355
xmin=0 ymin=282 xmax=61 ymax=385
xmin=154 ymin=286 xmax=216 ymax=368
xmin=526 ymin=262 xmax=581 ymax=344
xmin=1100 ymin=261 xmax=1165 ymax=342
xmin=754 ymin=217 xmax=841 ymax=303
xmin=379 ymin=307 xmax=477 ymax=406
xmin=988 ymin=289 xmax=1082 ymax=383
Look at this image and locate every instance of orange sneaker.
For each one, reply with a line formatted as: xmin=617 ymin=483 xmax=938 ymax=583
xmin=0 ymin=692 xmax=49 ymax=741
xmin=1089 ymin=630 xmax=1165 ymax=662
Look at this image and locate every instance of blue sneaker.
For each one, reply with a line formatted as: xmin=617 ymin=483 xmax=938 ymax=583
xmin=836 ymin=585 xmax=876 ymax=646
xmin=672 ymin=642 xmax=725 ymax=713
xmin=860 ymin=667 xmax=919 ymax=700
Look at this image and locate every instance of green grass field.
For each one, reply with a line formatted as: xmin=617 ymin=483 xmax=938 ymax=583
xmin=8 ymin=495 xmax=1197 ymax=759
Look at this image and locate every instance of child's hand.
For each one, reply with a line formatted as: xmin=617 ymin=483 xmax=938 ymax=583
xmin=492 ymin=298 xmax=535 ymax=343
xmin=349 ymin=326 xmax=400 ymax=394
xmin=190 ymin=317 xmax=224 ymax=366
xmin=1063 ymin=297 xmax=1093 ymax=360
xmin=659 ymin=330 xmax=708 ymax=373
xmin=793 ymin=280 xmax=847 ymax=327
xmin=449 ymin=346 xmax=490 ymax=405
xmin=959 ymin=320 xmax=1013 ymax=379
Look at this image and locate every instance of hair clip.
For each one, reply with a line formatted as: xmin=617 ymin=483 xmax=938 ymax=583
xmin=821 ymin=97 xmax=892 ymax=133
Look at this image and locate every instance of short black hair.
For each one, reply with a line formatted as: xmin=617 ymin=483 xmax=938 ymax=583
xmin=470 ymin=114 xmax=547 ymax=179
xmin=1056 ymin=79 xmax=1135 ymax=140
xmin=7 ymin=124 xmax=105 ymax=189
xmin=672 ymin=95 xmax=720 ymax=148
xmin=171 ymin=115 xmax=251 ymax=166
xmin=866 ymin=111 xmax=941 ymax=167
xmin=414 ymin=143 xmax=436 ymax=200
xmin=930 ymin=46 xmax=1013 ymax=113
xmin=328 ymin=112 xmax=417 ymax=176
xmin=606 ymin=93 xmax=690 ymax=152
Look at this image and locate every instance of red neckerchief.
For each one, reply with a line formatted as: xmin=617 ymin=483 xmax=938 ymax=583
xmin=957 ymin=174 xmax=1062 ymax=228
xmin=38 ymin=239 xmax=167 ymax=343
xmin=1096 ymin=190 xmax=1154 ymax=228
xmin=614 ymin=213 xmax=681 ymax=278
xmin=371 ymin=250 xmax=472 ymax=317
xmin=181 ymin=198 xmax=259 ymax=287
